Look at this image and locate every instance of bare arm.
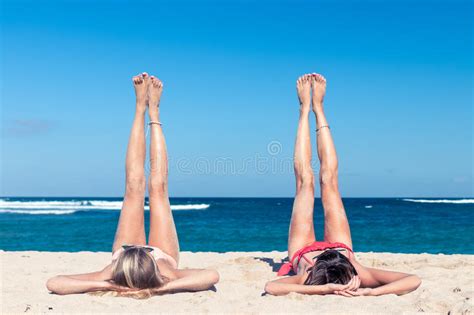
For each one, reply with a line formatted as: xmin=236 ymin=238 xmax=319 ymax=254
xmin=341 ymin=263 xmax=422 ymax=296
xmin=361 ymin=267 xmax=421 ymax=296
xmin=45 ymin=264 xmax=128 ymax=295
xmin=156 ymin=269 xmax=219 ymax=294
xmin=264 ymin=275 xmax=360 ymax=296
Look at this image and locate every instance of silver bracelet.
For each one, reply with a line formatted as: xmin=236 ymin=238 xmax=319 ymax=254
xmin=148 ymin=121 xmax=162 ymax=126
xmin=316 ymin=125 xmax=330 ymax=132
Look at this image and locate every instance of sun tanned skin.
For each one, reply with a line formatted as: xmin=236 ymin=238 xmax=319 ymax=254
xmin=46 ymin=73 xmax=219 ymax=295
xmin=264 ymin=74 xmax=422 ymax=297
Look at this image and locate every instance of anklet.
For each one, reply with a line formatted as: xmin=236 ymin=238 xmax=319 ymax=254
xmin=148 ymin=121 xmax=162 ymax=126
xmin=316 ymin=125 xmax=330 ymax=132
xmin=145 ymin=121 xmax=162 ymax=137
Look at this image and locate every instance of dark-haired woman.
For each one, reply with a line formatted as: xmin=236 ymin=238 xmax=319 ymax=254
xmin=264 ymin=74 xmax=421 ymax=297
xmin=46 ymin=73 xmax=219 ymax=298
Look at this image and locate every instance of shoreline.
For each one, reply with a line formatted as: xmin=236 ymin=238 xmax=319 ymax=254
xmin=2 ymin=251 xmax=473 ymax=314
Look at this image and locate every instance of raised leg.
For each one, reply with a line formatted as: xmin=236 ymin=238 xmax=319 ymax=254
xmin=112 ymin=73 xmax=149 ymax=253
xmin=312 ymin=74 xmax=352 ymax=249
xmin=288 ymin=74 xmax=316 ymax=258
xmin=146 ymin=76 xmax=180 ymax=264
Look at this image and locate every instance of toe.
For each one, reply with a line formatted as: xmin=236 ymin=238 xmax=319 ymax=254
xmin=132 ymin=76 xmax=139 ymax=83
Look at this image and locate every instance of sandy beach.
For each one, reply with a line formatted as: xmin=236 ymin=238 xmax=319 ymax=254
xmin=1 ymin=251 xmax=472 ymax=314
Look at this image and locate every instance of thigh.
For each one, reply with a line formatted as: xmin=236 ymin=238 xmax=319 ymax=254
xmin=112 ymin=194 xmax=146 ymax=253
xmin=321 ymin=184 xmax=352 ymax=249
xmin=288 ymin=190 xmax=316 ymax=258
xmin=148 ymin=194 xmax=180 ymax=264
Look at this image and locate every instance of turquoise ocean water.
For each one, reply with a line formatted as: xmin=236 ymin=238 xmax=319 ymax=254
xmin=0 ymin=197 xmax=472 ymax=254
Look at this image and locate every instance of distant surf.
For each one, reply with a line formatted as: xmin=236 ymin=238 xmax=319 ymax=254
xmin=1 ymin=197 xmax=473 ymax=253
xmin=0 ymin=199 xmax=210 ymax=215
xmin=402 ymin=198 xmax=474 ymax=204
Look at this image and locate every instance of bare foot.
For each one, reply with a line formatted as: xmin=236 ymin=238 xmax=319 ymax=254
xmin=296 ymin=74 xmax=312 ymax=113
xmin=147 ymin=75 xmax=163 ymax=120
xmin=311 ymin=73 xmax=326 ymax=112
xmin=132 ymin=72 xmax=149 ymax=111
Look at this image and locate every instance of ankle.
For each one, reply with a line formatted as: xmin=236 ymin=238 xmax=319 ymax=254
xmin=148 ymin=109 xmax=160 ymax=121
xmin=300 ymin=103 xmax=311 ymax=114
xmin=313 ymin=103 xmax=324 ymax=115
xmin=299 ymin=108 xmax=310 ymax=118
xmin=135 ymin=106 xmax=147 ymax=115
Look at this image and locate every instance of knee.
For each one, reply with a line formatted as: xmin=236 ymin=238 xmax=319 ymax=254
xmin=296 ymin=172 xmax=315 ymax=192
xmin=125 ymin=175 xmax=146 ymax=196
xmin=319 ymin=168 xmax=338 ymax=187
xmin=148 ymin=177 xmax=168 ymax=196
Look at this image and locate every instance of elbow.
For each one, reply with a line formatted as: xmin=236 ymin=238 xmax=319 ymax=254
xmin=406 ymin=274 xmax=422 ymax=293
xmin=397 ymin=275 xmax=422 ymax=296
xmin=264 ymin=282 xmax=275 ymax=295
xmin=412 ymin=275 xmax=422 ymax=291
xmin=46 ymin=276 xmax=61 ymax=294
xmin=198 ymin=269 xmax=219 ymax=290
xmin=264 ymin=282 xmax=284 ymax=296
xmin=208 ymin=269 xmax=220 ymax=287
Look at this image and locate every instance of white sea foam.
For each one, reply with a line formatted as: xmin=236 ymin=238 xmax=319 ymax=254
xmin=0 ymin=209 xmax=77 ymax=215
xmin=0 ymin=200 xmax=124 ymax=209
xmin=0 ymin=199 xmax=210 ymax=215
xmin=171 ymin=204 xmax=210 ymax=210
xmin=365 ymin=205 xmax=373 ymax=208
xmin=402 ymin=198 xmax=474 ymax=204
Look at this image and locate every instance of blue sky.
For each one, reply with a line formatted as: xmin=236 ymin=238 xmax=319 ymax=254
xmin=1 ymin=0 xmax=472 ymax=197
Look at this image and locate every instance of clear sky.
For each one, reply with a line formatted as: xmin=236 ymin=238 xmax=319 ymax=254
xmin=1 ymin=0 xmax=472 ymax=197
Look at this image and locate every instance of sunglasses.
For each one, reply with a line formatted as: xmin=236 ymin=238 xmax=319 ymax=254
xmin=122 ymin=245 xmax=154 ymax=253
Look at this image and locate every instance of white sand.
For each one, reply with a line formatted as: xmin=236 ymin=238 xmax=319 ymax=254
xmin=1 ymin=251 xmax=473 ymax=314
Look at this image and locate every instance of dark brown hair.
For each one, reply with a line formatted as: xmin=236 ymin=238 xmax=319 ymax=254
xmin=304 ymin=249 xmax=357 ymax=285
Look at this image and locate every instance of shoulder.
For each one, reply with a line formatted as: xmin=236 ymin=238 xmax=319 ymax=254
xmin=346 ymin=249 xmax=356 ymax=260
xmin=156 ymin=260 xmax=179 ymax=280
xmin=99 ymin=264 xmax=114 ymax=279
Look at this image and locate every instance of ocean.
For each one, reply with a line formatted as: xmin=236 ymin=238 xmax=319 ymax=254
xmin=0 ymin=197 xmax=473 ymax=254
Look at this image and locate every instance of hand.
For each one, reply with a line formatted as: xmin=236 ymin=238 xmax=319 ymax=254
xmin=335 ymin=287 xmax=373 ymax=297
xmin=324 ymin=276 xmax=360 ymax=294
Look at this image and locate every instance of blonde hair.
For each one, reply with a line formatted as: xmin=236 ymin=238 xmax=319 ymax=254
xmin=89 ymin=247 xmax=169 ymax=299
xmin=113 ymin=246 xmax=166 ymax=287
xmin=90 ymin=287 xmax=164 ymax=299
xmin=89 ymin=247 xmax=168 ymax=299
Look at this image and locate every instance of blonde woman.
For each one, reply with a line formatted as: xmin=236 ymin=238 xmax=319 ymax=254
xmin=46 ymin=73 xmax=219 ymax=297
